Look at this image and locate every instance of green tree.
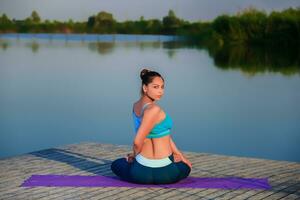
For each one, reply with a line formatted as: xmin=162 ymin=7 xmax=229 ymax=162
xmin=87 ymin=16 xmax=95 ymax=28
xmin=238 ymin=7 xmax=267 ymax=42
xmin=212 ymin=14 xmax=231 ymax=40
xmin=266 ymin=8 xmax=300 ymax=44
xmin=148 ymin=19 xmax=162 ymax=34
xmin=0 ymin=14 xmax=11 ymax=24
xmin=93 ymin=11 xmax=116 ymax=33
xmin=30 ymin=10 xmax=41 ymax=23
xmin=162 ymin=9 xmax=182 ymax=34
xmin=137 ymin=16 xmax=147 ymax=34
xmin=0 ymin=14 xmax=14 ymax=32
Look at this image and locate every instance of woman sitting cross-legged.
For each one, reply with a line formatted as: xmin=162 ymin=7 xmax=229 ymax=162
xmin=111 ymin=68 xmax=192 ymax=184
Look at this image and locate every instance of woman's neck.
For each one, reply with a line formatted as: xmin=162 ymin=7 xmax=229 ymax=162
xmin=140 ymin=95 xmax=155 ymax=104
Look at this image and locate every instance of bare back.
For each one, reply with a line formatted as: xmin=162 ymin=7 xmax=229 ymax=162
xmin=133 ymin=101 xmax=173 ymax=159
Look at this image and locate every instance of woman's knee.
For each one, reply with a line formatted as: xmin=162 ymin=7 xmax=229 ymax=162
xmin=110 ymin=159 xmax=117 ymax=174
xmin=176 ymin=162 xmax=191 ymax=178
xmin=182 ymin=162 xmax=191 ymax=175
xmin=111 ymin=158 xmax=127 ymax=173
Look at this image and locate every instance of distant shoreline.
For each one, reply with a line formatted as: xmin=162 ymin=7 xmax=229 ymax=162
xmin=1 ymin=7 xmax=299 ymax=46
xmin=0 ymin=33 xmax=183 ymax=42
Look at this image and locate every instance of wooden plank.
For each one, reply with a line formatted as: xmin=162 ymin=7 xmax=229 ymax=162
xmin=0 ymin=142 xmax=299 ymax=200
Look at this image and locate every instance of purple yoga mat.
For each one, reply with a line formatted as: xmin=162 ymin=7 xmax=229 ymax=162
xmin=20 ymin=174 xmax=271 ymax=190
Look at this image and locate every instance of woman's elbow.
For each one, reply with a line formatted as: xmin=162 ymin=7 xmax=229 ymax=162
xmin=133 ymin=140 xmax=143 ymax=150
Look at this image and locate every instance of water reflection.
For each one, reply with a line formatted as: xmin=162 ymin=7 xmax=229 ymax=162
xmin=0 ymin=41 xmax=9 ymax=50
xmin=88 ymin=42 xmax=115 ymax=55
xmin=0 ymin=34 xmax=299 ymax=76
xmin=207 ymin=44 xmax=300 ymax=76
xmin=138 ymin=41 xmax=161 ymax=51
xmin=25 ymin=41 xmax=39 ymax=53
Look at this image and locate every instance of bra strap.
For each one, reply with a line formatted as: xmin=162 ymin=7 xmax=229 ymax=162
xmin=141 ymin=102 xmax=152 ymax=115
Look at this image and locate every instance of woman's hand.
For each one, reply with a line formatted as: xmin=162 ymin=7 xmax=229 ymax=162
xmin=125 ymin=153 xmax=135 ymax=163
xmin=181 ymin=155 xmax=192 ymax=170
xmin=174 ymin=153 xmax=192 ymax=169
xmin=173 ymin=153 xmax=182 ymax=162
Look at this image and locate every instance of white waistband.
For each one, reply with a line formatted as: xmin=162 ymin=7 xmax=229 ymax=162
xmin=135 ymin=154 xmax=172 ymax=168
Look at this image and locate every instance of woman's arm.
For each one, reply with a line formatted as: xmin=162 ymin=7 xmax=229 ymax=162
xmin=128 ymin=105 xmax=160 ymax=160
xmin=170 ymin=136 xmax=183 ymax=156
xmin=132 ymin=142 xmax=142 ymax=157
xmin=170 ymin=136 xmax=193 ymax=169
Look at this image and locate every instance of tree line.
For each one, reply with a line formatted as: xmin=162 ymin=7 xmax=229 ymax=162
xmin=0 ymin=7 xmax=299 ymax=46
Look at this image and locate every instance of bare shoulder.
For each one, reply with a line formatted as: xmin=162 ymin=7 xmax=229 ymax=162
xmin=133 ymin=101 xmax=139 ymax=109
xmin=133 ymin=101 xmax=137 ymax=108
xmin=144 ymin=103 xmax=161 ymax=116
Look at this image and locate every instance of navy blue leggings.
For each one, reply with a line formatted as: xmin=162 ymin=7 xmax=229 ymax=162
xmin=110 ymin=154 xmax=191 ymax=184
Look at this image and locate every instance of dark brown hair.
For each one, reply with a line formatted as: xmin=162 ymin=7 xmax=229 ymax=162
xmin=140 ymin=68 xmax=164 ymax=96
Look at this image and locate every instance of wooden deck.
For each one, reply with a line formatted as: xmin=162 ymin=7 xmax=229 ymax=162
xmin=0 ymin=142 xmax=299 ymax=199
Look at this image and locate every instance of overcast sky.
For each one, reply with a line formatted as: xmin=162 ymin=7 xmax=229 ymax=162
xmin=0 ymin=0 xmax=299 ymax=22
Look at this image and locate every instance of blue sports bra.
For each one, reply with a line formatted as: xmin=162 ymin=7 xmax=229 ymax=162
xmin=132 ymin=102 xmax=173 ymax=138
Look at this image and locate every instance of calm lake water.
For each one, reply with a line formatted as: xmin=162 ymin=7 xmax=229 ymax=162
xmin=0 ymin=33 xmax=299 ymax=162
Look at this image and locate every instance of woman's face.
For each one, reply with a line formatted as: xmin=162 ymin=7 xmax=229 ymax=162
xmin=144 ymin=76 xmax=164 ymax=100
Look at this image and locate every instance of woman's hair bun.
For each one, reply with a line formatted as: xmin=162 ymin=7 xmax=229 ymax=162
xmin=140 ymin=68 xmax=151 ymax=80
